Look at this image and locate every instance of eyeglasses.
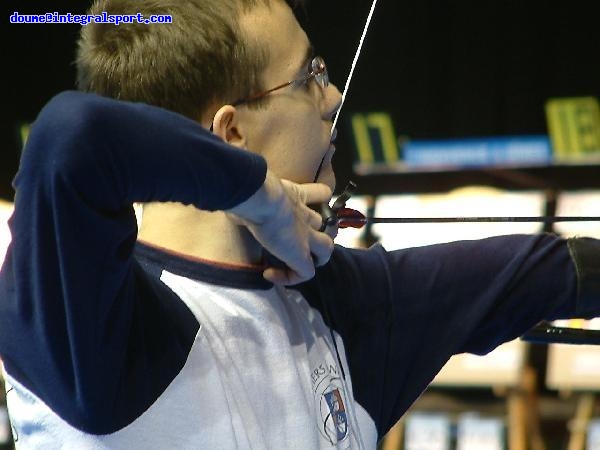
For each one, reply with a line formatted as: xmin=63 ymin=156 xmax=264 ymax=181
xmin=232 ymin=56 xmax=329 ymax=106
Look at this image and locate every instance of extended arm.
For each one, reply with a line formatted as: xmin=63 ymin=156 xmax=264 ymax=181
xmin=300 ymin=234 xmax=600 ymax=439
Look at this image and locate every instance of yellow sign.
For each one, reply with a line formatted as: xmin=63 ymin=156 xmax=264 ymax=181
xmin=350 ymin=112 xmax=399 ymax=165
xmin=545 ymin=97 xmax=600 ymax=162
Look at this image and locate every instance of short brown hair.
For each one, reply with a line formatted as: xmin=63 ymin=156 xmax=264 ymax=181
xmin=76 ymin=0 xmax=288 ymax=119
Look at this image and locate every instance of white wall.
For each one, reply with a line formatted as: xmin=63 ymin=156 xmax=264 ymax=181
xmin=0 ymin=200 xmax=13 ymax=266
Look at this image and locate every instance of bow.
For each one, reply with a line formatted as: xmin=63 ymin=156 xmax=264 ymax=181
xmin=322 ymin=1 xmax=600 ymax=345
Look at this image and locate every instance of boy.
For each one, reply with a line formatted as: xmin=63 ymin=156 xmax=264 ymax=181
xmin=2 ymin=0 xmax=600 ymax=448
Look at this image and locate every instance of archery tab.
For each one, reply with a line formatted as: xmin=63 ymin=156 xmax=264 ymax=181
xmin=318 ymin=202 xmax=337 ymax=232
xmin=332 ymin=181 xmax=358 ymax=213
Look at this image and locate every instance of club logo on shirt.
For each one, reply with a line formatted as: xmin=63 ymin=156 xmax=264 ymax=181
xmin=322 ymin=388 xmax=348 ymax=443
xmin=312 ymin=363 xmax=350 ymax=445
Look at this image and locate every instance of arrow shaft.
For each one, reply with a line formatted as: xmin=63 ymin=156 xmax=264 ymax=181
xmin=353 ymin=216 xmax=600 ymax=224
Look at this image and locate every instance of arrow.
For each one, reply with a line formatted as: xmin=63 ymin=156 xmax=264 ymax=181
xmin=336 ymin=209 xmax=600 ymax=228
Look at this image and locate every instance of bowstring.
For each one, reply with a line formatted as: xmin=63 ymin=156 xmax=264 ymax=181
xmin=331 ymin=0 xmax=379 ymax=134
xmin=314 ymin=0 xmax=379 ymax=183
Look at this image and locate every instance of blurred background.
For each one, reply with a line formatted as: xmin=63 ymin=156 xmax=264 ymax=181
xmin=1 ymin=0 xmax=599 ymax=199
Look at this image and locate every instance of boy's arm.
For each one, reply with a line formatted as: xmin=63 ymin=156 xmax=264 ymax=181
xmin=305 ymin=234 xmax=600 ymax=439
xmin=0 ymin=91 xmax=329 ymax=432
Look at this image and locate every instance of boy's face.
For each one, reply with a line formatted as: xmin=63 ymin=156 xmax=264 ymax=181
xmin=237 ymin=1 xmax=342 ymax=190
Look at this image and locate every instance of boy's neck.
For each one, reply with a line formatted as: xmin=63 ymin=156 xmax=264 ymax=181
xmin=137 ymin=202 xmax=264 ymax=267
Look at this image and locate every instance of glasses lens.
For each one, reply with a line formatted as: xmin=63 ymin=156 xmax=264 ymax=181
xmin=312 ymin=56 xmax=328 ymax=89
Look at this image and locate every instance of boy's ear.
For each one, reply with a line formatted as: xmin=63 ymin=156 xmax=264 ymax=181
xmin=211 ymin=105 xmax=246 ymax=148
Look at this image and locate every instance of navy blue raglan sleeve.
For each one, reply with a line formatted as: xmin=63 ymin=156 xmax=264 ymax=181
xmin=0 ymin=91 xmax=267 ymax=433
xmin=299 ymin=234 xmax=600 ymax=439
